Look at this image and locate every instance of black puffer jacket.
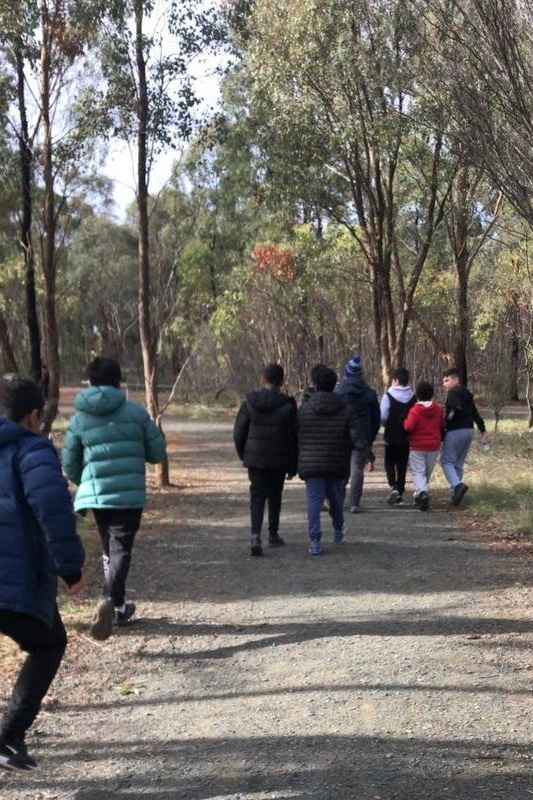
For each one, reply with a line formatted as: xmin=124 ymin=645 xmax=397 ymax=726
xmin=297 ymin=391 xmax=365 ymax=480
xmin=233 ymin=388 xmax=298 ymax=474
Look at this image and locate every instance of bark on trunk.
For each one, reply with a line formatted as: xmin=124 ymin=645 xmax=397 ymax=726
xmin=40 ymin=1 xmax=59 ymax=433
xmin=0 ymin=310 xmax=18 ymax=373
xmin=135 ymin=1 xmax=169 ymax=487
xmin=16 ymin=38 xmax=41 ymax=383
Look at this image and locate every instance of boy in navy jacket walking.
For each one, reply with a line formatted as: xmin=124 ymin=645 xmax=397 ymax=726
xmin=0 ymin=374 xmax=84 ymax=772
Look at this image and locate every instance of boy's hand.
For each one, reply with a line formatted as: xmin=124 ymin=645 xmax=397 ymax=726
xmin=64 ymin=577 xmax=84 ymax=596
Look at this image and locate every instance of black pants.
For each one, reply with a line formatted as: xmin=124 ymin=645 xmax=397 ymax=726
xmin=92 ymin=508 xmax=143 ymax=606
xmin=0 ymin=605 xmax=67 ymax=744
xmin=248 ymin=468 xmax=286 ymax=539
xmin=384 ymin=444 xmax=410 ymax=496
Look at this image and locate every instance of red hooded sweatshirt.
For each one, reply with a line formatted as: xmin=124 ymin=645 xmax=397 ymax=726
xmin=403 ymin=401 xmax=444 ymax=451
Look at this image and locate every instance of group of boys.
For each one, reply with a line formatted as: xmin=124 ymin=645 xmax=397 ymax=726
xmin=0 ymin=360 xmax=166 ymax=772
xmin=234 ymin=359 xmax=489 ymax=554
xmin=0 ymin=355 xmax=488 ymax=773
xmin=382 ymin=368 xmax=488 ymax=511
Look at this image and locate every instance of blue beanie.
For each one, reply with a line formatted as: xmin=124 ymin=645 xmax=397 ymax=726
xmin=344 ymin=354 xmax=362 ymax=377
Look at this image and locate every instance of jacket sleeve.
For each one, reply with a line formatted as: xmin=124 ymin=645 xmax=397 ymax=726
xmin=472 ymin=402 xmax=486 ymax=433
xmin=143 ymin=413 xmax=167 ymax=464
xmin=380 ymin=392 xmax=390 ymax=423
xmin=285 ymin=398 xmax=298 ymax=476
xmin=445 ymin=388 xmax=462 ymax=421
xmin=233 ymin=402 xmax=250 ymax=460
xmin=348 ymin=407 xmax=366 ymax=452
xmin=370 ymin=392 xmax=381 ymax=440
xmin=61 ymin=419 xmax=84 ymax=485
xmin=403 ymin=406 xmax=416 ymax=433
xmin=21 ymin=439 xmax=85 ymax=580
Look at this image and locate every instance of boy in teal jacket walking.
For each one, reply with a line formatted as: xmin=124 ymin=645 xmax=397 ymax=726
xmin=62 ymin=357 xmax=166 ymax=640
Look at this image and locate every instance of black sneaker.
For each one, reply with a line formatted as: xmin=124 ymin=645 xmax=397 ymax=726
xmin=90 ymin=597 xmax=114 ymax=640
xmin=452 ymin=482 xmax=469 ymax=506
xmin=418 ymin=491 xmax=430 ymax=511
xmin=268 ymin=534 xmax=285 ymax=547
xmin=114 ymin=602 xmax=136 ymax=627
xmin=0 ymin=740 xmax=38 ymax=772
xmin=387 ymin=488 xmax=400 ymax=506
xmin=250 ymin=535 xmax=263 ymax=556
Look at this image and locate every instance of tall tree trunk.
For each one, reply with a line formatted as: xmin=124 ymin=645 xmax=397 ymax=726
xmin=451 ymin=166 xmax=470 ymax=385
xmin=0 ymin=310 xmax=18 ymax=373
xmin=40 ymin=1 xmax=59 ymax=432
xmin=16 ymin=38 xmax=41 ymax=382
xmin=135 ymin=1 xmax=169 ymax=487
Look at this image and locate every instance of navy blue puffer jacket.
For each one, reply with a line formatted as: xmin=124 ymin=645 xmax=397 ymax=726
xmin=0 ymin=418 xmax=85 ymax=627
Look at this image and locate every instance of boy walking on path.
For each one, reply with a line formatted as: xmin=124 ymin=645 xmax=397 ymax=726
xmin=298 ymin=365 xmax=365 ymax=554
xmin=403 ymin=381 xmax=444 ymax=512
xmin=0 ymin=375 xmax=85 ymax=772
xmin=335 ymin=354 xmax=380 ymax=513
xmin=62 ymin=357 xmax=166 ymax=640
xmin=441 ymin=368 xmax=489 ymax=506
xmin=380 ymin=368 xmax=416 ymax=507
xmin=234 ymin=363 xmax=297 ymax=557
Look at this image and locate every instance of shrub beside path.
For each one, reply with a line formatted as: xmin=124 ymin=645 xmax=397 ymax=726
xmin=1 ymin=420 xmax=533 ymax=799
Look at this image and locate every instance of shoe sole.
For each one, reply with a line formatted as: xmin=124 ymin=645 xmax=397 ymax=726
xmin=452 ymin=485 xmax=469 ymax=506
xmin=0 ymin=759 xmax=34 ymax=773
xmin=90 ymin=598 xmax=114 ymax=640
xmin=268 ymin=539 xmax=285 ymax=547
xmin=387 ymin=491 xmax=400 ymax=506
xmin=250 ymin=546 xmax=263 ymax=556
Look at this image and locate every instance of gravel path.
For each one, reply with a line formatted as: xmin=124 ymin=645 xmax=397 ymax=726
xmin=1 ymin=420 xmax=533 ymax=799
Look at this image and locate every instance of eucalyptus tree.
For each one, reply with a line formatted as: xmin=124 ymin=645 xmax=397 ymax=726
xmin=239 ymin=0 xmax=457 ymax=385
xmin=0 ymin=0 xmax=117 ymax=429
xmin=97 ymin=2 xmax=225 ymax=416
xmin=421 ymin=0 xmax=533 ymax=227
xmin=0 ymin=1 xmax=41 ymax=379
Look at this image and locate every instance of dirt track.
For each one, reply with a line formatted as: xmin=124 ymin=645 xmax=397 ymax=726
xmin=1 ymin=420 xmax=533 ymax=799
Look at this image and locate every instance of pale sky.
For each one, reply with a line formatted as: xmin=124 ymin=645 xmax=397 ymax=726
xmin=104 ymin=3 xmax=224 ymax=218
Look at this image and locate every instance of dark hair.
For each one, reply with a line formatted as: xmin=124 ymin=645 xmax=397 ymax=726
xmin=443 ymin=367 xmax=461 ymax=380
xmin=87 ymin=357 xmax=122 ymax=388
xmin=392 ymin=368 xmax=409 ymax=386
xmin=416 ymin=380 xmax=434 ymax=402
xmin=311 ymin=364 xmax=337 ymax=392
xmin=262 ymin=363 xmax=284 ymax=386
xmin=0 ymin=374 xmax=45 ymax=422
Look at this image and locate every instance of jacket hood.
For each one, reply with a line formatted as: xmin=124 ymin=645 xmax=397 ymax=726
xmin=308 ymin=391 xmax=347 ymax=416
xmin=388 ymin=385 xmax=415 ymax=403
xmin=246 ymin=388 xmax=292 ymax=412
xmin=448 ymin=385 xmax=474 ymax=403
xmin=414 ymin=400 xmax=442 ymax=417
xmin=0 ymin=417 xmax=33 ymax=448
xmin=337 ymin=375 xmax=371 ymax=398
xmin=74 ymin=385 xmax=126 ymax=416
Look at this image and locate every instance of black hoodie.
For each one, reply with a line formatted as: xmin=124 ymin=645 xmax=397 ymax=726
xmin=444 ymin=385 xmax=486 ymax=433
xmin=233 ymin=388 xmax=298 ymax=474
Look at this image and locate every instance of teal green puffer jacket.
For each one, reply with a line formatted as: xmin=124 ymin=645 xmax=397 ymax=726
xmin=61 ymin=386 xmax=166 ymax=511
